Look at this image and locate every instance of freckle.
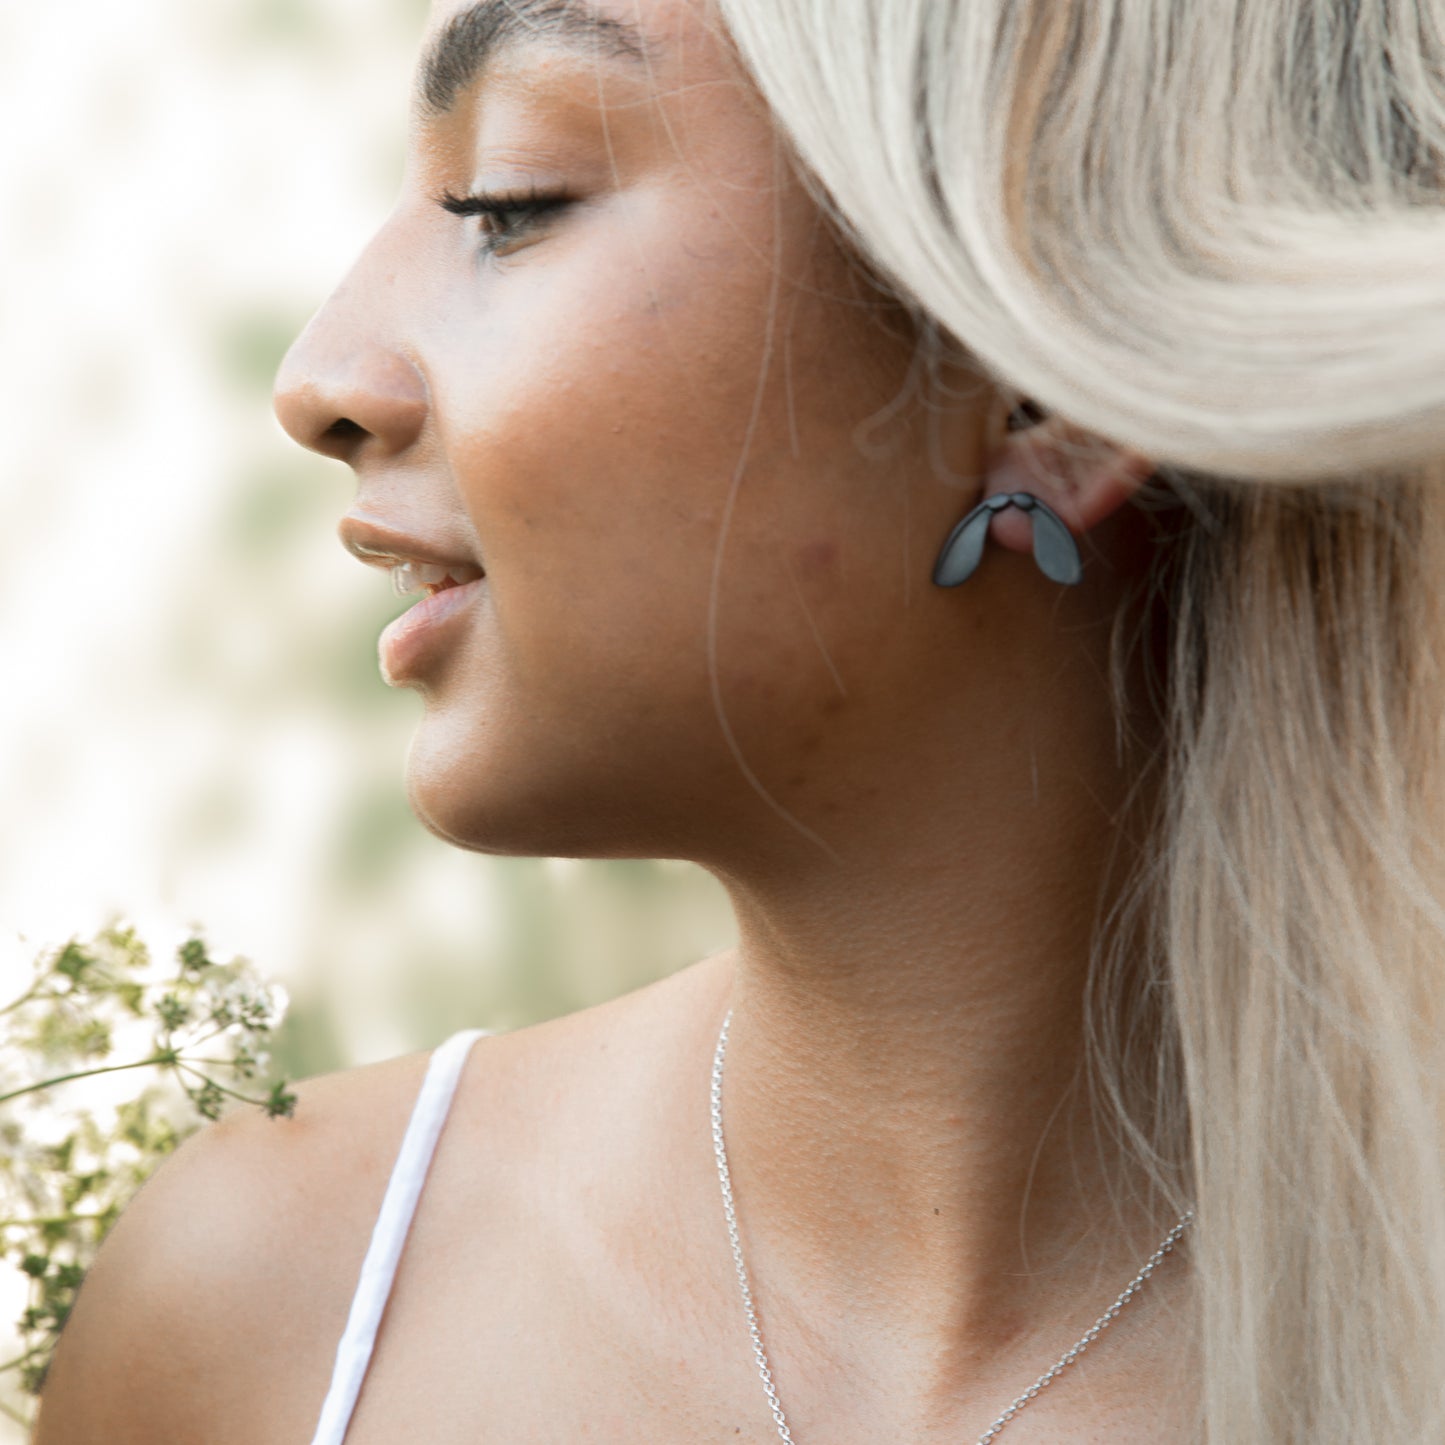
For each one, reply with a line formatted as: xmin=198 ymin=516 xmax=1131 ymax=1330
xmin=800 ymin=732 xmax=824 ymax=754
xmin=821 ymin=695 xmax=846 ymax=716
xmin=786 ymin=774 xmax=806 ymax=789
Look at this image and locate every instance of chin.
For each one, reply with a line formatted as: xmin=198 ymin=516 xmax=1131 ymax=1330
xmin=399 ymin=711 xmax=658 ymax=861
xmin=402 ymin=724 xmax=540 ymax=857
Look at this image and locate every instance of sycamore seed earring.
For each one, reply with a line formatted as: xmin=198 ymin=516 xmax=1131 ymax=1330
xmin=932 ymin=491 xmax=1083 ymax=588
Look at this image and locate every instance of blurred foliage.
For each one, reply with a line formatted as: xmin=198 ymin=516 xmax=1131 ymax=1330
xmin=218 ymin=311 xmax=305 ymax=399
xmin=0 ymin=926 xmax=294 ymax=1426
xmin=224 ymin=461 xmax=337 ymax=558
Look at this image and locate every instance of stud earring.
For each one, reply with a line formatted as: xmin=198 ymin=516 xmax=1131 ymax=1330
xmin=932 ymin=492 xmax=1083 ymax=587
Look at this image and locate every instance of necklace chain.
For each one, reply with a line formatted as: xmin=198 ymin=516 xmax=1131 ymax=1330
xmin=709 ymin=1008 xmax=1194 ymax=1444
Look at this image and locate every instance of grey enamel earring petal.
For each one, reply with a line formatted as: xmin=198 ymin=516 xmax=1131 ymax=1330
xmin=930 ymin=504 xmax=994 ymax=587
xmin=1026 ymin=497 xmax=1084 ymax=585
xmin=932 ymin=491 xmax=1083 ymax=588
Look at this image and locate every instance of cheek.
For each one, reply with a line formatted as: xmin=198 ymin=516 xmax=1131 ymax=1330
xmin=410 ymin=181 xmax=933 ymax=844
xmin=427 ymin=192 xmax=806 ymax=687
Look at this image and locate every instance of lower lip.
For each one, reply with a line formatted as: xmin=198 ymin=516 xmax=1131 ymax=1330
xmin=378 ymin=577 xmax=485 ymax=683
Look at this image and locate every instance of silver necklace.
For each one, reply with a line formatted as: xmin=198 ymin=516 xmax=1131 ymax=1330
xmin=709 ymin=1008 xmax=1194 ymax=1443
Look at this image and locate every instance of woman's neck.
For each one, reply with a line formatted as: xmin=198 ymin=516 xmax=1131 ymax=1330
xmin=697 ymin=628 xmax=1177 ymax=1405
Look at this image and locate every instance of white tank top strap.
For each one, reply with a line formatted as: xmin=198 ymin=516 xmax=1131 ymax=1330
xmin=308 ymin=1027 xmax=491 ymax=1445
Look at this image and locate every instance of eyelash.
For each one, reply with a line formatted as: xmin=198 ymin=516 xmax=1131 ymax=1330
xmin=438 ymin=186 xmax=572 ymax=257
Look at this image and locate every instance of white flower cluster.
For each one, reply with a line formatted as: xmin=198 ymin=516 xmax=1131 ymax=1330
xmin=199 ymin=966 xmax=290 ymax=1034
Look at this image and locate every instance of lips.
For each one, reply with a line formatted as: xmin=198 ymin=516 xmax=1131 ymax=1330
xmin=338 ymin=513 xmax=484 ymax=579
xmin=339 ymin=512 xmax=487 ymax=683
xmin=377 ymin=574 xmax=485 ymax=684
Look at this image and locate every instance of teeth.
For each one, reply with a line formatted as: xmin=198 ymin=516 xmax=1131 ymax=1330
xmin=391 ymin=561 xmax=449 ymax=596
xmin=390 ymin=560 xmax=484 ymax=598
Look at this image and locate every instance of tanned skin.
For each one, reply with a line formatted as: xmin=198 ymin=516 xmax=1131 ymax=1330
xmin=34 ymin=2 xmax=1192 ymax=1440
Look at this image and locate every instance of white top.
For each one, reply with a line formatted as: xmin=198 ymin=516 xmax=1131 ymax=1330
xmin=308 ymin=1028 xmax=491 ymax=1445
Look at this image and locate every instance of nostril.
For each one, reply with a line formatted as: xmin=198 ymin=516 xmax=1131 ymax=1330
xmin=312 ymin=417 xmax=368 ymax=461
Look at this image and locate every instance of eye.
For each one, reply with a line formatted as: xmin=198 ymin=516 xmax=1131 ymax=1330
xmin=438 ymin=186 xmax=572 ymax=258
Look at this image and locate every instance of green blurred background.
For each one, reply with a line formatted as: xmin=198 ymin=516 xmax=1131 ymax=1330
xmin=0 ymin=1 xmax=736 ymax=1432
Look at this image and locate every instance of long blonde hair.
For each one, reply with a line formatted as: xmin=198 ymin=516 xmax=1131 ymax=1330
xmin=709 ymin=1 xmax=1445 ymax=1438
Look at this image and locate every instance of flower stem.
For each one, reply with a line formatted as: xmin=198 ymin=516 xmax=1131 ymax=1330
xmin=174 ymin=1061 xmax=270 ymax=1107
xmin=0 ymin=1055 xmax=178 ymax=1107
xmin=0 ymin=1394 xmax=31 ymax=1427
xmin=0 ymin=1346 xmax=45 ymax=1376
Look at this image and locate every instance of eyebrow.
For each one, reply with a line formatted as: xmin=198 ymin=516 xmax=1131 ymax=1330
xmin=417 ymin=0 xmax=651 ymax=118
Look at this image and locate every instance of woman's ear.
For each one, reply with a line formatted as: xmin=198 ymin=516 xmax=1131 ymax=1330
xmin=981 ymin=408 xmax=1156 ymax=556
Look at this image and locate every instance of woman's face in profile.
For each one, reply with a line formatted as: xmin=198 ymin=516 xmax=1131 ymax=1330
xmin=274 ymin=0 xmax=970 ymax=862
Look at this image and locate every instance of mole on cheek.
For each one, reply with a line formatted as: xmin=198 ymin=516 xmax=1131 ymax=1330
xmin=794 ymin=540 xmax=839 ymax=572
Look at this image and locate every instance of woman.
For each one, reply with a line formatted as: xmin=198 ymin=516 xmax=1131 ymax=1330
xmin=32 ymin=0 xmax=1445 ymax=1440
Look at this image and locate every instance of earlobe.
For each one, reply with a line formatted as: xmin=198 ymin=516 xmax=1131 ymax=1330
xmin=932 ymin=409 xmax=1154 ymax=588
xmin=990 ymin=414 xmax=1154 ymax=537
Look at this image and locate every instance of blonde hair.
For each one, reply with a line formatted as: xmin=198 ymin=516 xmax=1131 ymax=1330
xmin=709 ymin=1 xmax=1445 ymax=1439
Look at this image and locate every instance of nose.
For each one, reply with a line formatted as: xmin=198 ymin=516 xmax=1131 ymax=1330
xmin=272 ymin=253 xmax=429 ymax=466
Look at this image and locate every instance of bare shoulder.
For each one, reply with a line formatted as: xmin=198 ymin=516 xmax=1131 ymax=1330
xmin=31 ymin=1042 xmax=438 ymax=1445
xmin=31 ymin=953 xmax=732 ymax=1445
